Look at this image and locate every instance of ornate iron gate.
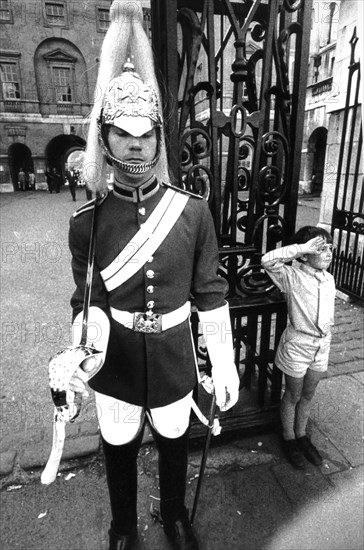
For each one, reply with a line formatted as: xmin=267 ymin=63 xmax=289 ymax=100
xmin=151 ymin=0 xmax=312 ymax=432
xmin=330 ymin=28 xmax=364 ymax=302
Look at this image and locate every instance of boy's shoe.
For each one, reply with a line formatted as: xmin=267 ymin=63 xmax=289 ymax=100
xmin=281 ymin=438 xmax=305 ymax=470
xmin=296 ymin=435 xmax=323 ymax=466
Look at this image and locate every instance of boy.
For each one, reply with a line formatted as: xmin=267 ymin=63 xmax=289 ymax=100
xmin=261 ymin=226 xmax=335 ymax=469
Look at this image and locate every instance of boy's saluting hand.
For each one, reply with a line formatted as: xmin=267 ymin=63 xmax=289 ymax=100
xmin=301 ymin=236 xmax=328 ymax=255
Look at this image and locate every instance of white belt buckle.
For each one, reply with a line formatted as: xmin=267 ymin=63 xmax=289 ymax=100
xmin=133 ymin=311 xmax=162 ymax=333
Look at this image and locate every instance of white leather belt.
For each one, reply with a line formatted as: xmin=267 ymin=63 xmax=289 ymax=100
xmin=110 ymin=302 xmax=191 ymax=334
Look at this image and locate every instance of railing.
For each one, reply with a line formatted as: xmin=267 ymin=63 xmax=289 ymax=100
xmin=57 ymin=103 xmax=74 ymax=115
xmin=331 ymin=248 xmax=364 ymax=300
xmin=311 ymin=76 xmax=333 ymax=96
xmin=3 ymin=100 xmax=22 ymax=112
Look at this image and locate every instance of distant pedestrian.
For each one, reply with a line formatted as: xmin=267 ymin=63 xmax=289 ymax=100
xmin=46 ymin=169 xmax=55 ymax=193
xmin=28 ymin=171 xmax=36 ymax=191
xmin=53 ymin=167 xmax=62 ymax=193
xmin=18 ymin=168 xmax=27 ymax=191
xmin=262 ymin=226 xmax=336 ymax=469
xmin=66 ymin=166 xmax=77 ymax=201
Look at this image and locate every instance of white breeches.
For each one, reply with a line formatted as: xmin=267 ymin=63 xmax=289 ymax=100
xmin=95 ymin=390 xmax=193 ymax=445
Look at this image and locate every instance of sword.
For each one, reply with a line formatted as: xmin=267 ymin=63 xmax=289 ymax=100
xmin=190 ymin=392 xmax=218 ymax=525
xmin=41 ymin=196 xmax=101 ymax=485
xmin=40 ymin=409 xmax=67 ymax=485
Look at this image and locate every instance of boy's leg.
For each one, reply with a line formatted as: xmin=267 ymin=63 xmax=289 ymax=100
xmin=281 ymin=374 xmax=304 ymax=440
xmin=280 ymin=374 xmax=305 ymax=469
xmin=295 ymin=368 xmax=323 ymax=438
xmin=295 ymin=369 xmax=324 ymax=465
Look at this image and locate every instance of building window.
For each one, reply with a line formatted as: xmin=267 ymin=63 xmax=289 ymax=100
xmin=45 ymin=2 xmax=66 ymax=26
xmin=97 ymin=7 xmax=109 ymax=32
xmin=52 ymin=66 xmax=72 ymax=102
xmin=0 ymin=0 xmax=11 ymax=22
xmin=0 ymin=61 xmax=20 ymax=99
xmin=327 ymin=2 xmax=337 ymax=45
xmin=330 ymin=57 xmax=335 ymax=77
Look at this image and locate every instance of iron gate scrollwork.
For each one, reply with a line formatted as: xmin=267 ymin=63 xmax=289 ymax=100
xmin=151 ymin=0 xmax=312 ymax=432
xmin=330 ymin=28 xmax=364 ymax=302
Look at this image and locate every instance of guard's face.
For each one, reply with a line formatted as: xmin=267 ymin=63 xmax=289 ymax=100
xmin=106 ymin=126 xmax=158 ymax=170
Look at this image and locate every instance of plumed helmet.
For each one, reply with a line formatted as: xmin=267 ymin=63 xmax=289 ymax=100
xmin=83 ymin=0 xmax=170 ymax=191
xmin=97 ymin=61 xmax=162 ymax=175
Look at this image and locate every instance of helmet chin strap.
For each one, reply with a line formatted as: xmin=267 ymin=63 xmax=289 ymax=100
xmin=104 ymin=147 xmax=160 ymax=175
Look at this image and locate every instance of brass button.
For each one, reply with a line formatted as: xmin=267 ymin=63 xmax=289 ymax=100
xmin=147 ymin=256 xmax=154 ymax=263
xmin=146 ymin=285 xmax=154 ymax=294
xmin=147 ymin=300 xmax=155 ymax=309
xmin=146 ymin=270 xmax=155 ymax=279
xmin=139 ymin=207 xmax=146 ymax=216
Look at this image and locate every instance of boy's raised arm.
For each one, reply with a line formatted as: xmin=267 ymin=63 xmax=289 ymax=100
xmin=261 ymin=237 xmax=327 ymax=269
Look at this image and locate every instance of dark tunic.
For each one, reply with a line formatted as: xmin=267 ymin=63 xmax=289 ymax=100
xmin=69 ymin=181 xmax=227 ymax=408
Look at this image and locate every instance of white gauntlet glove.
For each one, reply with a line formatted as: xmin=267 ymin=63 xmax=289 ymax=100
xmin=47 ymin=307 xmax=110 ymax=418
xmin=198 ymin=302 xmax=240 ymax=411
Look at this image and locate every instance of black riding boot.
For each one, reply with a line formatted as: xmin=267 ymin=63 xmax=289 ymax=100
xmin=102 ymin=426 xmax=144 ymax=550
xmin=152 ymin=427 xmax=199 ymax=550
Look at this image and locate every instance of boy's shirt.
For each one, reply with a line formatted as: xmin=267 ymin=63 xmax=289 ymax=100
xmin=264 ymin=261 xmax=336 ymax=337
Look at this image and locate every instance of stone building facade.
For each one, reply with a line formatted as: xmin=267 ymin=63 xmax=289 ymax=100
xmin=299 ymin=1 xmax=340 ymax=196
xmin=318 ymin=0 xmax=363 ymax=232
xmin=0 ymin=0 xmax=151 ymax=192
xmin=300 ymin=0 xmax=363 ymax=215
xmin=1 ymin=0 xmax=361 ymax=209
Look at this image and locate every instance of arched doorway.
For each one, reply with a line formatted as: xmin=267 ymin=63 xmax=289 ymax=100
xmin=307 ymin=127 xmax=328 ymax=196
xmin=8 ymin=143 xmax=33 ymax=191
xmin=45 ymin=134 xmax=86 ymax=186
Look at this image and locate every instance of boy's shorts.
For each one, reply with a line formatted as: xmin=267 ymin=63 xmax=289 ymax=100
xmin=275 ymin=326 xmax=331 ymax=379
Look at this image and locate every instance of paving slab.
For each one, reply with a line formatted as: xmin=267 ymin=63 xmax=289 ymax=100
xmin=265 ymin=465 xmax=364 ymax=550
xmin=309 ymin=423 xmax=351 ymax=475
xmin=271 ymin=461 xmax=332 ymax=507
xmin=192 ymin=466 xmax=293 ymax=550
xmin=312 ymin=375 xmax=364 ymax=467
xmin=328 ymin=359 xmax=364 ymax=376
xmin=351 ymin=371 xmax=364 ymax=385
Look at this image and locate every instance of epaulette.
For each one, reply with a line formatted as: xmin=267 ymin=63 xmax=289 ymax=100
xmin=162 ymin=181 xmax=203 ymax=199
xmin=72 ymin=190 xmax=109 ymax=218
